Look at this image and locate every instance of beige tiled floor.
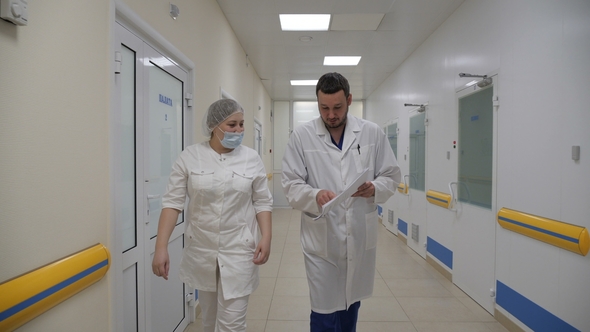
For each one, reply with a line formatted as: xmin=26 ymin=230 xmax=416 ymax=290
xmin=185 ymin=208 xmax=509 ymax=332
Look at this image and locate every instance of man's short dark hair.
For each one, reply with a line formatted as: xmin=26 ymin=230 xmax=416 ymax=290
xmin=316 ymin=72 xmax=350 ymax=98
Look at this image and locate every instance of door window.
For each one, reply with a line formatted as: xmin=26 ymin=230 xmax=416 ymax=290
xmin=387 ymin=122 xmax=398 ymax=161
xmin=409 ymin=112 xmax=426 ymax=191
xmin=458 ymin=87 xmax=493 ymax=209
xmin=120 ymin=45 xmax=137 ymax=252
xmin=147 ymin=63 xmax=184 ymax=238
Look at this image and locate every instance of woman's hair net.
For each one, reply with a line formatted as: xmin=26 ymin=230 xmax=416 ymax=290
xmin=202 ymin=99 xmax=244 ymax=137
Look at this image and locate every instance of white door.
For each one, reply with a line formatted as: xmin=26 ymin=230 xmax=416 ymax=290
xmin=115 ymin=22 xmax=189 ymax=332
xmin=406 ymin=110 xmax=428 ymax=258
xmin=452 ymin=80 xmax=497 ymax=314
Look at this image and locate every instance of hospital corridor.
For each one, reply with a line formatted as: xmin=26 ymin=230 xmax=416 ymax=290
xmin=1 ymin=0 xmax=589 ymax=331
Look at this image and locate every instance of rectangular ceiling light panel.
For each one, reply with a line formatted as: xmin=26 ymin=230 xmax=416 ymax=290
xmin=323 ymin=56 xmax=362 ymax=66
xmin=280 ymin=14 xmax=331 ymax=31
xmin=290 ymin=80 xmax=319 ymax=86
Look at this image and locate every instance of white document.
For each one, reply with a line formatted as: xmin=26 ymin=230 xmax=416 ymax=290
xmin=314 ymin=168 xmax=370 ymax=220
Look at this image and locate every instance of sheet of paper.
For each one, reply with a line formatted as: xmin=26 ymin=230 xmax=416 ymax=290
xmin=314 ymin=168 xmax=370 ymax=220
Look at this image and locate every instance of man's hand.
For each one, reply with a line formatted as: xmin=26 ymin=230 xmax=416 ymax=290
xmin=316 ymin=189 xmax=337 ymax=207
xmin=351 ymin=181 xmax=375 ymax=198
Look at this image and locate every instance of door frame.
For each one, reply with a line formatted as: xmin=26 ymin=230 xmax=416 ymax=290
xmin=110 ymin=2 xmax=195 ymax=331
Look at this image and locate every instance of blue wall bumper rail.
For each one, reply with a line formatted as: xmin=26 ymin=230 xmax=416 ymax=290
xmin=0 ymin=243 xmax=111 ymax=331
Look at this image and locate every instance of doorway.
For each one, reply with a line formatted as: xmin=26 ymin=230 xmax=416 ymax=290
xmin=113 ymin=21 xmax=191 ymax=332
xmin=452 ymin=78 xmax=497 ymax=314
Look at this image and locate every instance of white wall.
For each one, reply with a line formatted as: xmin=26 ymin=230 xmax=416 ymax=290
xmin=0 ymin=1 xmax=111 ymax=331
xmin=367 ymin=0 xmax=590 ymax=330
xmin=0 ymin=0 xmax=272 ymax=330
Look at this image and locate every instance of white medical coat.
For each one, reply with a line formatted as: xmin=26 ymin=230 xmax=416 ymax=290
xmin=162 ymin=142 xmax=272 ymax=300
xmin=281 ymin=115 xmax=401 ymax=313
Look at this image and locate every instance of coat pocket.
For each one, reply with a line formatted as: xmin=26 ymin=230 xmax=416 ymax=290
xmin=365 ymin=209 xmax=378 ymax=250
xmin=231 ymin=171 xmax=253 ymax=194
xmin=239 ymin=224 xmax=256 ymax=252
xmin=301 ymin=212 xmax=328 ymax=258
xmin=190 ymin=169 xmax=215 ymax=191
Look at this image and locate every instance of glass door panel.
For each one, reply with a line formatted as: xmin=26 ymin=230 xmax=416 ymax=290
xmin=293 ymin=101 xmax=319 ymax=130
xmin=120 ymin=45 xmax=137 ymax=252
xmin=409 ymin=113 xmax=426 ymax=191
xmin=148 ymin=63 xmax=183 ymax=238
xmin=458 ymin=86 xmax=493 ymax=209
xmin=387 ymin=123 xmax=398 ymax=159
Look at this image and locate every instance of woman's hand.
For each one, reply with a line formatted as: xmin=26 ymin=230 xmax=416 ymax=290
xmin=253 ymin=236 xmax=271 ymax=265
xmin=152 ymin=247 xmax=170 ymax=280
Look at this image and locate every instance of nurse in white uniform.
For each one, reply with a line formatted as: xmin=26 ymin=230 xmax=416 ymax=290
xmin=152 ymin=99 xmax=273 ymax=332
xmin=282 ymin=72 xmax=401 ymax=332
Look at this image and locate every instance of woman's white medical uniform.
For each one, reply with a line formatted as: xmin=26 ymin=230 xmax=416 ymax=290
xmin=282 ymin=115 xmax=401 ymax=313
xmin=162 ymin=141 xmax=272 ymax=300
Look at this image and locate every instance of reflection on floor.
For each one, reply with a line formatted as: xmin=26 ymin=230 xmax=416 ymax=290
xmin=185 ymin=208 xmax=509 ymax=332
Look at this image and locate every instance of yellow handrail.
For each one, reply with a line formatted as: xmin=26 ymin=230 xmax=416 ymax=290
xmin=497 ymin=208 xmax=589 ymax=256
xmin=0 ymin=243 xmax=111 ymax=331
xmin=426 ymin=190 xmax=451 ymax=209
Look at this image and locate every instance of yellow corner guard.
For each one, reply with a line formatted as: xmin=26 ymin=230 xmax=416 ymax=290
xmin=497 ymin=208 xmax=589 ymax=256
xmin=426 ymin=190 xmax=451 ymax=209
xmin=0 ymin=243 xmax=111 ymax=331
xmin=397 ymin=183 xmax=408 ymax=195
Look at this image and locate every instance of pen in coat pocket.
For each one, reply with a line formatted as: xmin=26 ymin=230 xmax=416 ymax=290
xmin=357 ymin=144 xmax=361 ymax=154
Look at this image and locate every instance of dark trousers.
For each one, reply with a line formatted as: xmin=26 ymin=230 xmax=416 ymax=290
xmin=310 ymin=301 xmax=361 ymax=332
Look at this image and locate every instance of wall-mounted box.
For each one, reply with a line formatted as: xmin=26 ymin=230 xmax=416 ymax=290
xmin=0 ymin=0 xmax=28 ymax=26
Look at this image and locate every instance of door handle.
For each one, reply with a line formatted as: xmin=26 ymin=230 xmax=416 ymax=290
xmin=146 ymin=194 xmax=162 ymax=224
xmin=448 ymin=181 xmax=471 ymax=211
xmin=402 ymin=174 xmax=417 ymax=196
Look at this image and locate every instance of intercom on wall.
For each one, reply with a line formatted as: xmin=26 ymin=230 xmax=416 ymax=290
xmin=0 ymin=0 xmax=28 ymax=26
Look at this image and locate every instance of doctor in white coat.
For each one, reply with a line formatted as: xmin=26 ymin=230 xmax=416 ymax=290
xmin=282 ymin=72 xmax=401 ymax=332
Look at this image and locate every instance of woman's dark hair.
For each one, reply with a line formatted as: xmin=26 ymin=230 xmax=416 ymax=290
xmin=315 ymin=72 xmax=350 ymax=98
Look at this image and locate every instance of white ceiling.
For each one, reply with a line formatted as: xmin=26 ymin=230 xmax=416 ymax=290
xmin=216 ymin=0 xmax=466 ymax=101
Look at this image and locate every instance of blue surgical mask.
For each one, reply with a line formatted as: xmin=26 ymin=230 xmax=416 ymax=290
xmin=216 ymin=128 xmax=244 ymax=149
